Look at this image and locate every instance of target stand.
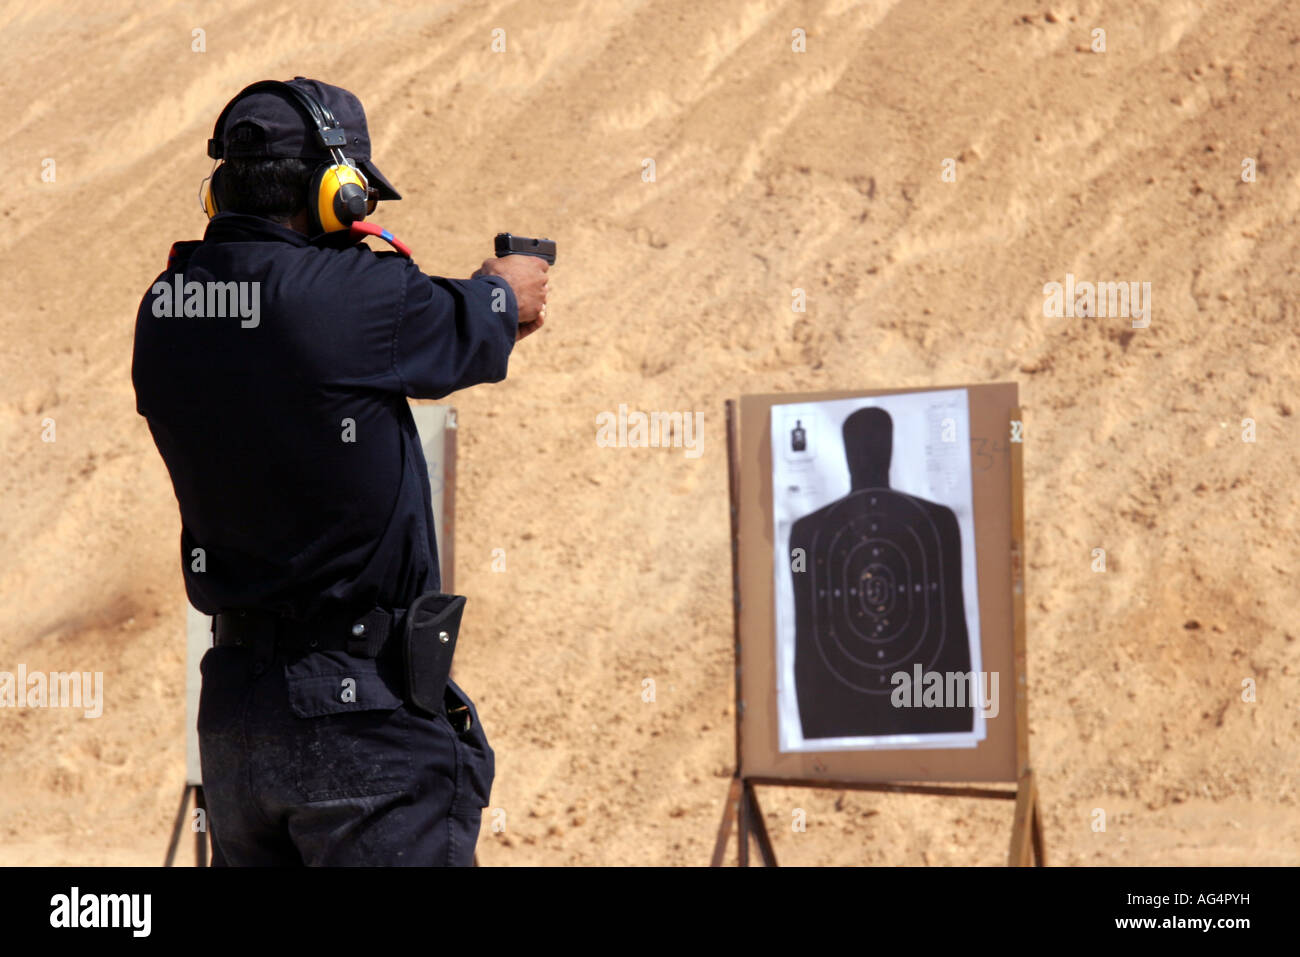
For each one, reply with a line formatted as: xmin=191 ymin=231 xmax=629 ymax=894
xmin=164 ymin=782 xmax=208 ymax=867
xmin=711 ymin=391 xmax=1045 ymax=866
xmin=710 ymin=772 xmax=1044 ymax=867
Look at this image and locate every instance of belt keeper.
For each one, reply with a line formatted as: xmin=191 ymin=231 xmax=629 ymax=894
xmin=347 ymin=608 xmax=390 ymax=658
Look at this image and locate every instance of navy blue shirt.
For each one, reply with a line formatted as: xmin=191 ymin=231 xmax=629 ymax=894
xmin=132 ymin=212 xmax=517 ymax=620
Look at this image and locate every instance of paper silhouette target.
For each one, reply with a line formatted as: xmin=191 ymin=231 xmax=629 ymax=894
xmin=772 ymin=390 xmax=985 ymax=752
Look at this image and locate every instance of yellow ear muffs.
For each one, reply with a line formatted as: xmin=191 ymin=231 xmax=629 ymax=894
xmin=310 ymin=162 xmax=368 ymax=234
xmin=201 ymin=163 xmax=224 ymax=218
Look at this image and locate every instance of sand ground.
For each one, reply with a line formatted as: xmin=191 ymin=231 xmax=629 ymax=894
xmin=0 ymin=0 xmax=1296 ymax=865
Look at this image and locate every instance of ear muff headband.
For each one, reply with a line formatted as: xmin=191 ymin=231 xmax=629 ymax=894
xmin=207 ymin=80 xmax=347 ymax=160
xmin=203 ymin=79 xmax=368 ymax=233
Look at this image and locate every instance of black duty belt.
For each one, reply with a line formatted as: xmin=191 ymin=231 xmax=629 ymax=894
xmin=212 ymin=606 xmax=404 ymax=660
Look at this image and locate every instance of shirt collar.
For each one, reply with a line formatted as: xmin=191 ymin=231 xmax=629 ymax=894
xmin=203 ymin=212 xmax=311 ymax=246
xmin=203 ymin=212 xmax=367 ymax=254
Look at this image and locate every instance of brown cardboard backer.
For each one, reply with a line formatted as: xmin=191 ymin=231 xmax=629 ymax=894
xmin=736 ymin=383 xmax=1020 ymax=784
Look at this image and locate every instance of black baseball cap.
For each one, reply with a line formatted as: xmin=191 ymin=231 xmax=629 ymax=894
xmin=209 ymin=77 xmax=401 ymax=200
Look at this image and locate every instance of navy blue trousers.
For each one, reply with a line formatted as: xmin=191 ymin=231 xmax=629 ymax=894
xmin=197 ymin=644 xmax=494 ymax=866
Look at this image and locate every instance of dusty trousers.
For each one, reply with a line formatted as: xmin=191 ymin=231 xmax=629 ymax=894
xmin=196 ymin=643 xmax=494 ymax=866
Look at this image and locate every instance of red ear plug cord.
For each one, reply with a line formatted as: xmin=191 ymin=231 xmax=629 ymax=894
xmin=349 ymin=221 xmax=412 ymax=258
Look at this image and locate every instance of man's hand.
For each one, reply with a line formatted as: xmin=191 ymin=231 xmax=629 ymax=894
xmin=473 ymin=256 xmax=550 ymax=341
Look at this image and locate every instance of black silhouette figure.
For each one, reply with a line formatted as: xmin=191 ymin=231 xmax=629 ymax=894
xmin=790 ymin=407 xmax=974 ymax=739
xmin=790 ymin=420 xmax=806 ymax=452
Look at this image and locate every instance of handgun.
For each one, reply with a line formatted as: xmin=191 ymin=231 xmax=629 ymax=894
xmin=494 ymin=232 xmax=556 ymax=265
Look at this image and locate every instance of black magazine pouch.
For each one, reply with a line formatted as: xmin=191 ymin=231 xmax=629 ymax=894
xmin=403 ymin=592 xmax=466 ymax=718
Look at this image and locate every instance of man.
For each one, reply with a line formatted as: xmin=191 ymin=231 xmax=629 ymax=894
xmin=132 ymin=77 xmax=549 ymax=865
